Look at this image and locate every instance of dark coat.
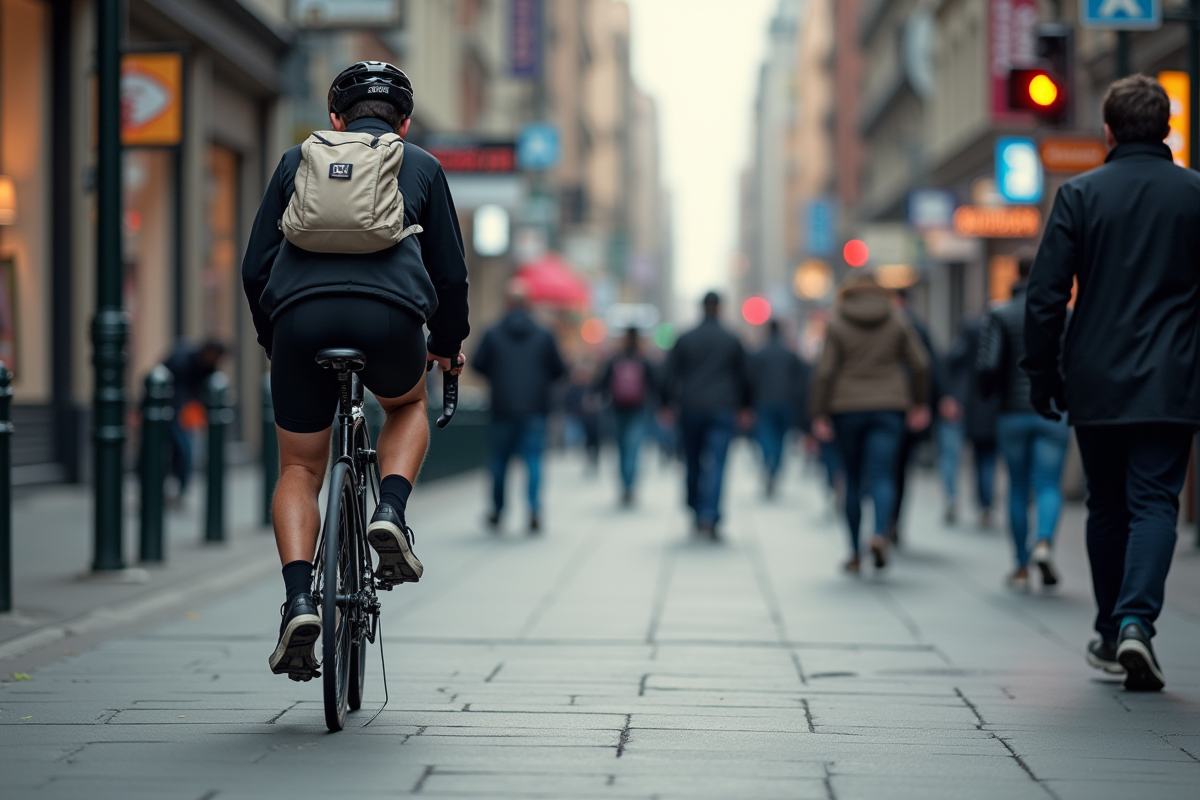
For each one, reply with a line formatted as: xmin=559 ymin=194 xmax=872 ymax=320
xmin=948 ymin=317 xmax=999 ymax=443
xmin=242 ymin=118 xmax=470 ymax=359
xmin=473 ymin=310 xmax=566 ymax=419
xmin=749 ymin=335 xmax=806 ymax=407
xmin=978 ymin=283 xmax=1035 ymax=414
xmin=596 ymin=348 xmax=658 ymax=411
xmin=1024 ymin=141 xmax=1200 ymax=426
xmin=663 ymin=317 xmax=751 ymax=414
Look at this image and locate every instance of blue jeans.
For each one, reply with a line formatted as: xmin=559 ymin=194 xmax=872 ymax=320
xmin=169 ymin=418 xmax=193 ymax=495
xmin=755 ymin=402 xmax=792 ymax=479
xmin=1076 ymin=424 xmax=1193 ymax=640
xmin=613 ymin=408 xmax=646 ymax=491
xmin=489 ymin=415 xmax=547 ymax=516
xmin=996 ymin=413 xmax=1069 ymax=568
xmin=680 ymin=410 xmax=736 ymax=527
xmin=818 ymin=440 xmax=843 ymax=490
xmin=973 ymin=441 xmax=998 ymax=511
xmin=937 ymin=420 xmax=964 ymax=501
xmin=832 ymin=410 xmax=905 ymax=554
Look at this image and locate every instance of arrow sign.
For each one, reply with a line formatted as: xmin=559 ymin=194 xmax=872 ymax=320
xmin=1080 ymin=0 xmax=1162 ymax=30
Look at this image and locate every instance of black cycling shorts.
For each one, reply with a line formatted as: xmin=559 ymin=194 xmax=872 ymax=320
xmin=270 ymin=296 xmax=427 ymax=434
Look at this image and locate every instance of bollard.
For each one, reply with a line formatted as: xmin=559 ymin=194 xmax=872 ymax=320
xmin=139 ymin=365 xmax=173 ymax=563
xmin=261 ymin=373 xmax=277 ymax=527
xmin=0 ymin=363 xmax=12 ymax=612
xmin=204 ymin=371 xmax=231 ymax=543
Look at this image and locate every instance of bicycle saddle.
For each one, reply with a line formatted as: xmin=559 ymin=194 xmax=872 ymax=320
xmin=314 ymin=348 xmax=366 ymax=373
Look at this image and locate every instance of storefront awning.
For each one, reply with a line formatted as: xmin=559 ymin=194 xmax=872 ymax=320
xmin=514 ymin=252 xmax=590 ymax=310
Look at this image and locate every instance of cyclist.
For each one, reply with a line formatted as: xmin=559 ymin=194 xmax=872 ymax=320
xmin=241 ymin=62 xmax=469 ymax=679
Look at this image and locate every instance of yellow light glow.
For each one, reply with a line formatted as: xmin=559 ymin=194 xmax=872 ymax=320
xmin=0 ymin=176 xmax=16 ymax=225
xmin=793 ymin=259 xmax=833 ymax=300
xmin=1029 ymin=74 xmax=1058 ymax=108
xmin=876 ymin=264 xmax=919 ymax=290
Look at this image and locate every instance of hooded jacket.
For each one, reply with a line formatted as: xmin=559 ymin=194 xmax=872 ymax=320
xmin=473 ymin=309 xmax=566 ymax=419
xmin=809 ymin=282 xmax=931 ymax=418
xmin=241 ymin=117 xmax=470 ymax=359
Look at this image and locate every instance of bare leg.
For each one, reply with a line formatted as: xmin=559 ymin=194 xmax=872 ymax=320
xmin=375 ymin=376 xmax=430 ymax=483
xmin=273 ymin=426 xmax=332 ymax=565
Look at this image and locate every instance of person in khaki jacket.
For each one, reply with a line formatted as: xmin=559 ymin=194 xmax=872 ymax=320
xmin=810 ymin=276 xmax=931 ymax=573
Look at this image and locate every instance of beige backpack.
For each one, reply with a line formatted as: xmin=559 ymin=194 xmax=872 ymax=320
xmin=280 ymin=130 xmax=423 ymax=253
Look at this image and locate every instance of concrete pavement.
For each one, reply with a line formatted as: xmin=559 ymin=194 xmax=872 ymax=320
xmin=3 ymin=442 xmax=1200 ymax=799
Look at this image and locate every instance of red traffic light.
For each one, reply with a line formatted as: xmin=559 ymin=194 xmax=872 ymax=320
xmin=1008 ymin=68 xmax=1067 ymax=119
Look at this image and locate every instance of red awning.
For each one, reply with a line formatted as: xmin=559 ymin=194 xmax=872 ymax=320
xmin=514 ymin=252 xmax=590 ymax=309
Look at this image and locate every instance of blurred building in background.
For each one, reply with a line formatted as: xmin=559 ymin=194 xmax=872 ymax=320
xmin=738 ymin=0 xmax=1198 ymax=352
xmin=0 ymin=0 xmax=670 ymax=485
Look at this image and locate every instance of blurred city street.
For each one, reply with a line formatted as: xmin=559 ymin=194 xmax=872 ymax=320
xmin=4 ymin=446 xmax=1200 ymax=800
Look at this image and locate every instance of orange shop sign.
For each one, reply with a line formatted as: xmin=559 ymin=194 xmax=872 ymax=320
xmin=121 ymin=53 xmax=183 ymax=146
xmin=1039 ymin=137 xmax=1107 ymax=174
xmin=953 ymin=205 xmax=1041 ymax=238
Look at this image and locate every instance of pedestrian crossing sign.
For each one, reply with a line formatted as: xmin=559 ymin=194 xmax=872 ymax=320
xmin=1081 ymin=0 xmax=1161 ymax=30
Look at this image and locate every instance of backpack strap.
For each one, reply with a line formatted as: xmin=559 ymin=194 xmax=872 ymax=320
xmin=397 ymin=224 xmax=424 ymax=240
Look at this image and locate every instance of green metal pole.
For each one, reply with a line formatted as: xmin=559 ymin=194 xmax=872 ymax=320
xmin=92 ymin=0 xmax=128 ymax=572
xmin=204 ymin=371 xmax=230 ymax=543
xmin=261 ymin=373 xmax=277 ymax=527
xmin=139 ymin=366 xmax=173 ymax=562
xmin=0 ymin=363 xmax=12 ymax=612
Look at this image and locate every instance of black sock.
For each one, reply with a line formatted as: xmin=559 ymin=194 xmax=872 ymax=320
xmin=282 ymin=560 xmax=313 ymax=603
xmin=379 ymin=475 xmax=413 ymax=520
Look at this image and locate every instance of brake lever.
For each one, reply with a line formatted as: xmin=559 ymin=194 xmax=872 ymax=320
xmin=427 ymin=355 xmax=463 ymax=429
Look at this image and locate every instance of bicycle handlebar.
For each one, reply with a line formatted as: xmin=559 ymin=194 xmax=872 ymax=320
xmin=427 ymin=356 xmax=463 ymax=429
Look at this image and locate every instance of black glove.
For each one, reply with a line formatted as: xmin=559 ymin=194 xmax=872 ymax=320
xmin=1030 ymin=376 xmax=1067 ymax=422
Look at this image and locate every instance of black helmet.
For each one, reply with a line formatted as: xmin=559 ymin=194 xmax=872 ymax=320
xmin=328 ymin=61 xmax=414 ymax=119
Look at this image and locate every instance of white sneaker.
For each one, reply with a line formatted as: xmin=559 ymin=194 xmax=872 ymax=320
xmin=1032 ymin=542 xmax=1059 ymax=587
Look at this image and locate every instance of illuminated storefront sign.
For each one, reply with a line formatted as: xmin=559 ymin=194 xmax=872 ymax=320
xmin=953 ymin=205 xmax=1042 ymax=238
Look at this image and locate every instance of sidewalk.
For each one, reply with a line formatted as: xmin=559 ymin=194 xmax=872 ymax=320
xmin=2 ymin=443 xmax=1200 ymax=799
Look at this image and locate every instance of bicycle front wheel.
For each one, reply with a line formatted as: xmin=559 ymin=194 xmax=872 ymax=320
xmin=320 ymin=461 xmax=358 ymax=732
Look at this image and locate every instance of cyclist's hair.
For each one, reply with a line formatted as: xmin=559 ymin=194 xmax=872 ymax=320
xmin=340 ymin=99 xmax=406 ymax=129
xmin=1103 ymin=74 xmax=1170 ymax=145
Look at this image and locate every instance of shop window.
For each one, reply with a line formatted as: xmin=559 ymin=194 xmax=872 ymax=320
xmin=204 ymin=144 xmax=240 ymax=343
xmin=123 ymin=149 xmax=174 ymax=379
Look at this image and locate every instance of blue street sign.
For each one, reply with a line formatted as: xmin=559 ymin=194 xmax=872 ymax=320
xmin=1080 ymin=0 xmax=1161 ymax=30
xmin=996 ymin=137 xmax=1044 ymax=204
xmin=806 ymin=199 xmax=836 ymax=257
xmin=517 ymin=123 xmax=560 ymax=171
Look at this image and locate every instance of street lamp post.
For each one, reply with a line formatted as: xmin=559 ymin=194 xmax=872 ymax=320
xmin=92 ymin=0 xmax=128 ymax=572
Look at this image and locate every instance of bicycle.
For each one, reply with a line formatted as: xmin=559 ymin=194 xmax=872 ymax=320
xmin=311 ymin=347 xmax=459 ymax=732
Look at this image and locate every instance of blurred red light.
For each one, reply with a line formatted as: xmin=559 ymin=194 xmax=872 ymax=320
xmin=742 ymin=297 xmax=772 ymax=326
xmin=844 ymin=239 xmax=869 ymax=268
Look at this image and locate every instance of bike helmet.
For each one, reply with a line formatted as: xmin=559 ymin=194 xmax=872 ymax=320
xmin=328 ymin=61 xmax=414 ymax=119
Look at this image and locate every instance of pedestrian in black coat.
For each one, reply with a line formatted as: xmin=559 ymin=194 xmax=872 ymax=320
xmin=1022 ymin=74 xmax=1200 ymax=692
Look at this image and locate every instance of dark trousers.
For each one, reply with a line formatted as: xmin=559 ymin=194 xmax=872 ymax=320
xmin=755 ymin=402 xmax=792 ymax=479
xmin=613 ymin=408 xmax=646 ymax=491
xmin=1075 ymin=423 xmax=1193 ymax=640
xmin=169 ymin=419 xmax=193 ymax=495
xmin=489 ymin=415 xmax=547 ymax=516
xmin=833 ymin=410 xmax=905 ymax=555
xmin=680 ymin=410 xmax=736 ymax=527
xmin=972 ymin=440 xmax=998 ymax=511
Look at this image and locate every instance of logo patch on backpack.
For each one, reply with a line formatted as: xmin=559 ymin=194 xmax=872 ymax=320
xmin=329 ymin=163 xmax=353 ymax=179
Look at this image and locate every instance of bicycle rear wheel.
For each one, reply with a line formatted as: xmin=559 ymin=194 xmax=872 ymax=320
xmin=347 ymin=420 xmax=375 ymax=712
xmin=320 ymin=462 xmax=358 ymax=732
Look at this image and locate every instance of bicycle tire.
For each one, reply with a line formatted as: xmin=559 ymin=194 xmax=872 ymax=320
xmin=347 ymin=420 xmax=375 ymax=712
xmin=321 ymin=461 xmax=358 ymax=732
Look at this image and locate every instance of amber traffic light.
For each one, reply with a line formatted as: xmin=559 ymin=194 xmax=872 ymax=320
xmin=1009 ymin=68 xmax=1067 ymax=122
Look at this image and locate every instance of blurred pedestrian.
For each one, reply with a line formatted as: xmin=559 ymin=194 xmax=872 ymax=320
xmin=750 ymin=319 xmax=805 ymax=497
xmin=810 ymin=276 xmax=930 ymax=573
xmin=564 ymin=365 xmax=602 ymax=470
xmin=596 ymin=327 xmax=657 ymax=505
xmin=1024 ymin=74 xmax=1200 ymax=691
xmin=979 ymin=249 xmax=1069 ymax=592
xmin=888 ymin=288 xmax=937 ymax=544
xmin=942 ymin=317 xmax=1000 ymax=527
xmin=473 ymin=282 xmax=566 ymax=534
xmin=163 ymin=338 xmax=227 ymax=503
xmin=661 ymin=292 xmax=752 ymax=540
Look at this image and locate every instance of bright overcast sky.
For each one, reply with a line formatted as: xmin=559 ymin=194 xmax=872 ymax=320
xmin=626 ymin=0 xmax=779 ymax=322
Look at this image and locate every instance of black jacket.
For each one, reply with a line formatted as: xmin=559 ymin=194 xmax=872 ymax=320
xmin=241 ymin=118 xmax=470 ymax=359
xmin=947 ymin=317 xmax=999 ymax=443
xmin=473 ymin=310 xmax=566 ymax=419
xmin=596 ymin=349 xmax=658 ymax=411
xmin=662 ymin=317 xmax=751 ymax=413
xmin=978 ymin=283 xmax=1034 ymax=414
xmin=1024 ymin=141 xmax=1200 ymax=426
xmin=748 ymin=335 xmax=804 ymax=406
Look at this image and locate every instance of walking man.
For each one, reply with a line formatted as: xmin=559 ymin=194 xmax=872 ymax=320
xmin=661 ymin=292 xmax=751 ymax=540
xmin=749 ymin=319 xmax=804 ymax=497
xmin=596 ymin=327 xmax=658 ymax=506
xmin=474 ymin=282 xmax=566 ymax=533
xmin=1024 ymin=74 xmax=1200 ymax=691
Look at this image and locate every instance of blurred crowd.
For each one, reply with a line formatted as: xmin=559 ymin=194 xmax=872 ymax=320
xmin=472 ymin=262 xmax=1061 ymax=592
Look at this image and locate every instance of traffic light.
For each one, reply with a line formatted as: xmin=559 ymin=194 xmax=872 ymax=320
xmin=1007 ymin=24 xmax=1073 ymax=125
